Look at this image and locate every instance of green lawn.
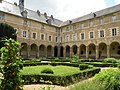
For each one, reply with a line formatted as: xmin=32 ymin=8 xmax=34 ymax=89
xmin=20 ymin=65 xmax=81 ymax=76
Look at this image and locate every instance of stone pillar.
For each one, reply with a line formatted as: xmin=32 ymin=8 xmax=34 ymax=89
xmin=45 ymin=46 xmax=47 ymax=57
xmin=96 ymin=45 xmax=99 ymax=59
xmin=86 ymin=46 xmax=89 ymax=59
xmin=37 ymin=47 xmax=39 ymax=58
xmin=107 ymin=45 xmax=110 ymax=58
xmin=70 ymin=47 xmax=73 ymax=58
xmin=77 ymin=46 xmax=80 ymax=58
xmin=52 ymin=47 xmax=54 ymax=57
xmin=63 ymin=47 xmax=66 ymax=58
xmin=27 ymin=45 xmax=31 ymax=58
xmin=58 ymin=46 xmax=60 ymax=57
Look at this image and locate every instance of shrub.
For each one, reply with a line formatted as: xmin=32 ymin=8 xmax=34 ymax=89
xmin=118 ymin=64 xmax=120 ymax=69
xmin=41 ymin=68 xmax=54 ymax=74
xmin=79 ymin=64 xmax=88 ymax=70
xmin=103 ymin=58 xmax=117 ymax=63
xmin=94 ymin=69 xmax=120 ymax=90
xmin=71 ymin=55 xmax=79 ymax=63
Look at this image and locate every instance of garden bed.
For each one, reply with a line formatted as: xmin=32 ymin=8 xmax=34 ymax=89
xmin=20 ymin=65 xmax=100 ymax=86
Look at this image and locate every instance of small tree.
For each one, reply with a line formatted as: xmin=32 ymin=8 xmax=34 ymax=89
xmin=0 ymin=38 xmax=23 ymax=90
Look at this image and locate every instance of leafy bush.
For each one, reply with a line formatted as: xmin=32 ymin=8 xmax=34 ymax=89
xmin=41 ymin=68 xmax=54 ymax=74
xmin=94 ymin=69 xmax=120 ymax=90
xmin=0 ymin=39 xmax=23 ymax=90
xmin=118 ymin=64 xmax=120 ymax=69
xmin=103 ymin=58 xmax=117 ymax=63
xmin=79 ymin=64 xmax=88 ymax=70
xmin=71 ymin=55 xmax=79 ymax=63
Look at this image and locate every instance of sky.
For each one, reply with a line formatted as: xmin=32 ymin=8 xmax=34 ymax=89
xmin=5 ymin=0 xmax=120 ymax=21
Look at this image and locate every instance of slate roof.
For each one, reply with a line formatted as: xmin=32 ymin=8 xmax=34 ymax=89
xmin=60 ymin=4 xmax=120 ymax=26
xmin=0 ymin=1 xmax=63 ymax=27
xmin=0 ymin=1 xmax=120 ymax=27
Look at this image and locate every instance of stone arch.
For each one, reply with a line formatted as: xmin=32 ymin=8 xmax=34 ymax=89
xmin=88 ymin=43 xmax=96 ymax=59
xmin=54 ymin=46 xmax=58 ymax=57
xmin=60 ymin=46 xmax=64 ymax=57
xmin=39 ymin=44 xmax=46 ymax=57
xmin=80 ymin=44 xmax=86 ymax=58
xmin=30 ymin=44 xmax=38 ymax=58
xmin=47 ymin=45 xmax=52 ymax=57
xmin=66 ymin=45 xmax=70 ymax=57
xmin=110 ymin=42 xmax=120 ymax=58
xmin=72 ymin=45 xmax=78 ymax=55
xmin=99 ymin=43 xmax=107 ymax=58
xmin=20 ymin=43 xmax=28 ymax=58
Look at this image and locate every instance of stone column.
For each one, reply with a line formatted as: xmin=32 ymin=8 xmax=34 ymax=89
xmin=63 ymin=47 xmax=66 ymax=58
xmin=96 ymin=45 xmax=99 ymax=59
xmin=86 ymin=46 xmax=89 ymax=59
xmin=37 ymin=46 xmax=39 ymax=58
xmin=45 ymin=46 xmax=47 ymax=58
xmin=70 ymin=47 xmax=73 ymax=58
xmin=27 ymin=45 xmax=31 ymax=58
xmin=58 ymin=45 xmax=60 ymax=57
xmin=77 ymin=46 xmax=80 ymax=58
xmin=52 ymin=47 xmax=54 ymax=57
xmin=107 ymin=45 xmax=110 ymax=58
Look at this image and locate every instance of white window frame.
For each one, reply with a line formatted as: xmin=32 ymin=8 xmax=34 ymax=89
xmin=99 ymin=19 xmax=104 ymax=25
xmin=89 ymin=31 xmax=94 ymax=39
xmin=80 ymin=33 xmax=85 ymax=40
xmin=99 ymin=30 xmax=104 ymax=38
xmin=48 ymin=35 xmax=52 ymax=42
xmin=65 ymin=35 xmax=70 ymax=42
xmin=32 ymin=32 xmax=37 ymax=39
xmin=90 ymin=21 xmax=94 ymax=27
xmin=40 ymin=33 xmax=45 ymax=40
xmin=22 ymin=30 xmax=28 ymax=38
xmin=0 ymin=13 xmax=4 ymax=21
xmin=111 ymin=15 xmax=116 ymax=22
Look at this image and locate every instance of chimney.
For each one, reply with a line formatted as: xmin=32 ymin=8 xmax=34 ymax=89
xmin=51 ymin=15 xmax=54 ymax=20
xmin=0 ymin=0 xmax=3 ymax=3
xmin=37 ymin=10 xmax=41 ymax=16
xmin=44 ymin=12 xmax=47 ymax=19
xmin=19 ymin=0 xmax=24 ymax=12
xmin=14 ymin=2 xmax=17 ymax=6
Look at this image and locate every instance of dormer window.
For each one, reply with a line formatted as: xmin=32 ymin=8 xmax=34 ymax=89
xmin=21 ymin=10 xmax=28 ymax=18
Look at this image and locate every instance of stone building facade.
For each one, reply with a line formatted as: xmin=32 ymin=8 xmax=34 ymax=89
xmin=0 ymin=1 xmax=120 ymax=59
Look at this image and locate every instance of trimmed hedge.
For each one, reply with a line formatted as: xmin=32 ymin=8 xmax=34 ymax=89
xmin=103 ymin=58 xmax=117 ymax=63
xmin=79 ymin=64 xmax=88 ymax=70
xmin=22 ymin=68 xmax=100 ymax=86
xmin=83 ymin=62 xmax=118 ymax=67
xmin=41 ymin=68 xmax=54 ymax=74
xmin=23 ymin=62 xmax=79 ymax=67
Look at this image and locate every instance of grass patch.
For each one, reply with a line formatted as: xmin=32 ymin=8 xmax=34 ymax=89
xmin=20 ymin=65 xmax=81 ymax=76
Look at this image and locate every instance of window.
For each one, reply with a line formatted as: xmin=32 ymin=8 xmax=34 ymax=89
xmin=112 ymin=28 xmax=117 ymax=36
xmin=23 ymin=20 xmax=28 ymax=26
xmin=81 ymin=24 xmax=84 ymax=29
xmin=72 ymin=34 xmax=77 ymax=41
xmin=32 ymin=33 xmax=36 ymax=39
xmin=66 ymin=35 xmax=70 ymax=42
xmin=55 ymin=37 xmax=57 ymax=42
xmin=41 ymin=34 xmax=44 ymax=40
xmin=90 ymin=21 xmax=94 ymax=27
xmin=49 ymin=36 xmax=52 ymax=41
xmin=100 ymin=30 xmax=104 ymax=37
xmin=100 ymin=19 xmax=104 ymax=24
xmin=66 ymin=27 xmax=69 ymax=31
xmin=22 ymin=31 xmax=27 ymax=37
xmin=73 ymin=25 xmax=76 ymax=30
xmin=81 ymin=33 xmax=84 ymax=40
xmin=0 ymin=14 xmax=4 ymax=20
xmin=112 ymin=15 xmax=116 ymax=22
xmin=90 ymin=32 xmax=94 ymax=39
